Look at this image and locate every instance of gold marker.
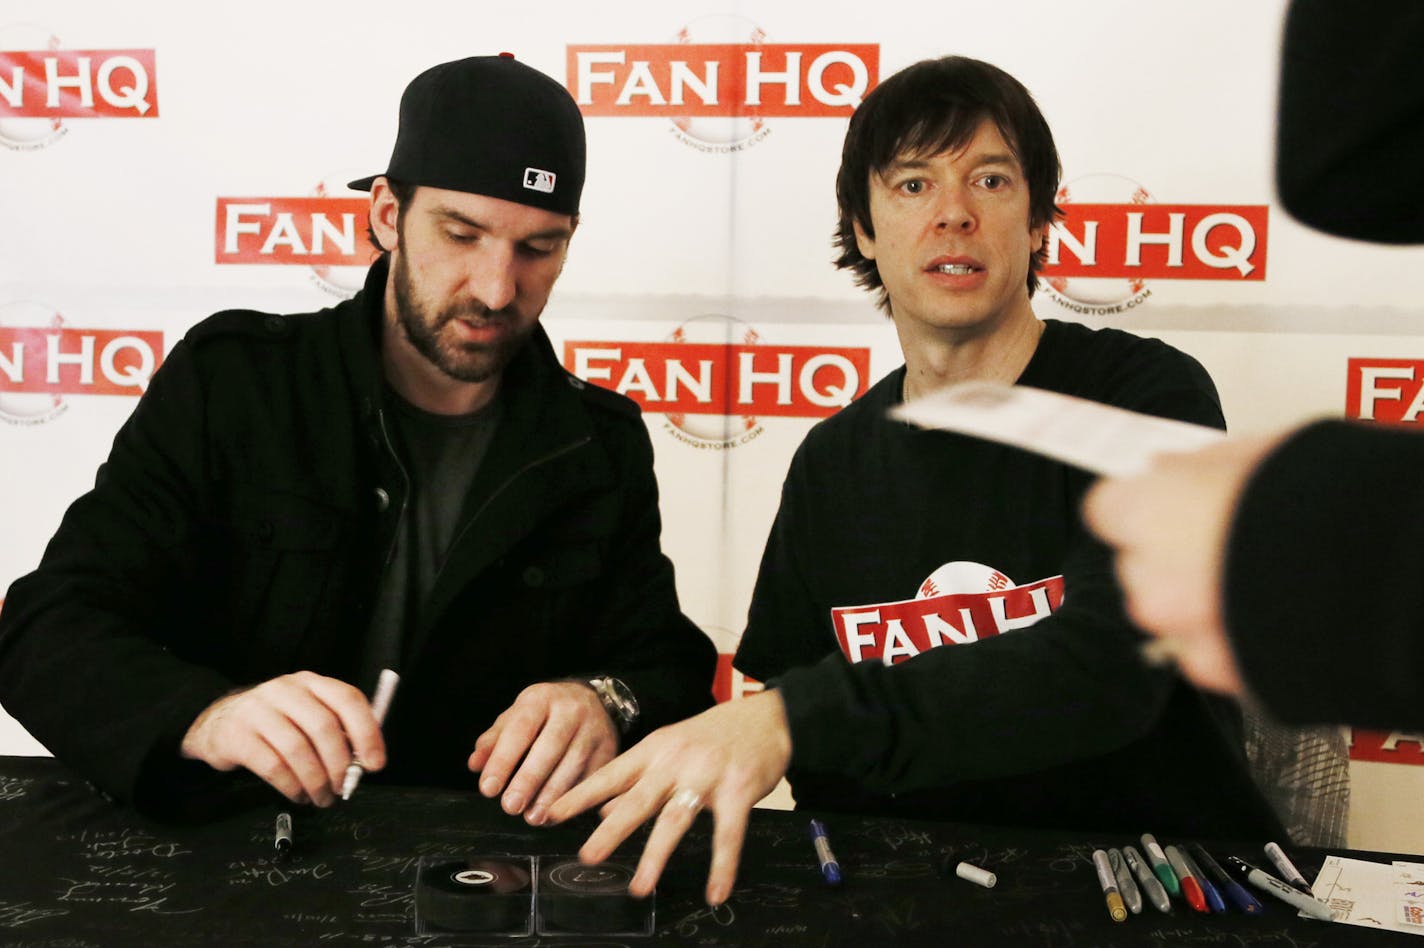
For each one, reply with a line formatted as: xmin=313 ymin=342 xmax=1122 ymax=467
xmin=1093 ymin=849 xmax=1128 ymax=922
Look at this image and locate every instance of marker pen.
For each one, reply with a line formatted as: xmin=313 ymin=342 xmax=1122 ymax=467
xmin=274 ymin=811 xmax=293 ymax=860
xmin=1178 ymin=847 xmax=1225 ymax=913
xmin=1188 ymin=844 xmax=1263 ymax=915
xmin=341 ymin=668 xmax=400 ymax=801
xmin=1108 ymin=849 xmax=1142 ymax=915
xmin=1265 ymin=841 xmax=1314 ymax=896
xmin=1092 ymin=849 xmax=1128 ymax=922
xmin=1123 ymin=846 xmax=1172 ymax=914
xmin=955 ymin=862 xmax=997 ymax=889
xmin=1226 ymin=856 xmax=1336 ymax=922
xmin=809 ymin=819 xmax=841 ymax=885
xmin=1140 ymin=834 xmax=1180 ymax=896
xmin=1165 ymin=845 xmax=1208 ymax=913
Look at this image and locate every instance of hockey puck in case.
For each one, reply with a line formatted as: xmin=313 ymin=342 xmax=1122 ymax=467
xmin=538 ymin=858 xmax=652 ymax=935
xmin=414 ymin=856 xmax=533 ymax=934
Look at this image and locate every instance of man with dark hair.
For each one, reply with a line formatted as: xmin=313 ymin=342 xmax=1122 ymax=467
xmin=0 ymin=55 xmax=715 ymax=821
xmin=549 ymin=55 xmax=1282 ymax=906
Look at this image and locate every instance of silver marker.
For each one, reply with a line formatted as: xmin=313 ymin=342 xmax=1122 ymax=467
xmin=1108 ymin=848 xmax=1142 ymax=914
xmin=1226 ymin=856 xmax=1336 ymax=922
xmin=341 ymin=668 xmax=400 ymax=801
xmin=1123 ymin=845 xmax=1171 ymax=913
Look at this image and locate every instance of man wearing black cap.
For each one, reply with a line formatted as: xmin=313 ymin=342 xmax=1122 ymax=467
xmin=0 ymin=55 xmax=715 ymax=821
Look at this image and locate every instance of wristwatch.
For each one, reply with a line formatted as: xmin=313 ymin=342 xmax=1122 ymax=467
xmin=587 ymin=676 xmax=639 ymax=734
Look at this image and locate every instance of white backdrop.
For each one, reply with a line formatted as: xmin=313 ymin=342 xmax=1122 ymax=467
xmin=4 ymin=0 xmax=1423 ymax=852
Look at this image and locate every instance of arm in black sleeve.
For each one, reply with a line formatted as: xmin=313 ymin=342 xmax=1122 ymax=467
xmin=0 ymin=341 xmax=238 ymax=808
xmin=575 ymin=418 xmax=716 ymax=740
xmin=1277 ymin=0 xmax=1424 ymax=242
xmin=1226 ymin=419 xmax=1424 ymax=728
xmin=766 ymin=364 xmax=1229 ymax=793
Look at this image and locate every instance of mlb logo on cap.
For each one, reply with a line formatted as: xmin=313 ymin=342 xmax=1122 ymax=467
xmin=524 ymin=167 xmax=556 ymax=194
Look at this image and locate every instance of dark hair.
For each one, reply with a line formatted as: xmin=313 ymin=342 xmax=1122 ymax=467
xmin=367 ymin=177 xmax=417 ymax=253
xmin=833 ymin=56 xmax=1062 ymax=312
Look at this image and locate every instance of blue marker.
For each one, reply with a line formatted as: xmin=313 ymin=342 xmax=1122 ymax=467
xmin=809 ymin=819 xmax=842 ymax=885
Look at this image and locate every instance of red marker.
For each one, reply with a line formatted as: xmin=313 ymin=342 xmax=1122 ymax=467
xmin=1166 ymin=845 xmax=1209 ymax=913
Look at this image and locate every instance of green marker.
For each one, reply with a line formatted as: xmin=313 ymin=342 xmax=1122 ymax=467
xmin=1140 ymin=834 xmax=1180 ymax=896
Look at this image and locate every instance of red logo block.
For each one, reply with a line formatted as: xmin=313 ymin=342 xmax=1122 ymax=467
xmin=0 ymin=49 xmax=158 ymax=118
xmin=215 ymin=197 xmax=378 ymax=266
xmin=1044 ymin=204 xmax=1268 ymax=280
xmin=565 ymin=341 xmax=870 ymax=418
xmin=1350 ymin=730 xmax=1424 ymax=766
xmin=568 ymin=43 xmax=878 ymax=118
xmin=1346 ymin=359 xmax=1424 ymax=424
xmin=832 ymin=576 xmax=1065 ymax=665
xmin=0 ymin=327 xmax=163 ymax=396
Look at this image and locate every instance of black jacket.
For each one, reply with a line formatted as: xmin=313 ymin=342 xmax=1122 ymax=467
xmin=0 ymin=259 xmax=715 ymax=813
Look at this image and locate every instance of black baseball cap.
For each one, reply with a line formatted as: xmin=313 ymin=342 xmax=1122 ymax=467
xmin=348 ymin=54 xmax=585 ymax=216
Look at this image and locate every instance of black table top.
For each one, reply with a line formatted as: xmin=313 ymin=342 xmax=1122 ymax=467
xmin=0 ymin=755 xmax=1417 ymax=946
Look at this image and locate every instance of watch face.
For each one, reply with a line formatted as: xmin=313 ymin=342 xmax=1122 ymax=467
xmin=593 ymin=677 xmax=638 ymax=728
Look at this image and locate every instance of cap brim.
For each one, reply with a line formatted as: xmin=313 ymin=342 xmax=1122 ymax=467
xmin=347 ymin=175 xmax=379 ymax=192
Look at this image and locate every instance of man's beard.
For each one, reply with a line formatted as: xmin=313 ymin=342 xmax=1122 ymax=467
xmin=391 ymin=251 xmax=534 ymax=384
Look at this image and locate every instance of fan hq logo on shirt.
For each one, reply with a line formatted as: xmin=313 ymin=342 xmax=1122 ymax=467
xmin=215 ymin=174 xmax=381 ymax=297
xmin=567 ymin=15 xmax=877 ymax=153
xmin=1041 ymin=174 xmax=1268 ymax=315
xmin=565 ymin=315 xmax=870 ymax=449
xmin=831 ymin=561 xmax=1065 ymax=665
xmin=0 ymin=302 xmax=162 ymax=426
xmin=0 ymin=25 xmax=158 ymax=150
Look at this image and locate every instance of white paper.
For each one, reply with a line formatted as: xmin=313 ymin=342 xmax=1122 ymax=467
xmin=1311 ymin=855 xmax=1424 ymax=934
xmin=890 ymin=381 xmax=1225 ymax=477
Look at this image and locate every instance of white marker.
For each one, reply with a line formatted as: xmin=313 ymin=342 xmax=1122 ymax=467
xmin=956 ymin=862 xmax=997 ymax=888
xmin=1264 ymin=841 xmax=1314 ymax=895
xmin=341 ymin=668 xmax=400 ymax=801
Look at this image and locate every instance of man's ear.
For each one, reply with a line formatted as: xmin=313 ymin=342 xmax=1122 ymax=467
xmin=853 ymin=218 xmax=877 ymax=261
xmin=370 ymin=177 xmax=402 ymax=251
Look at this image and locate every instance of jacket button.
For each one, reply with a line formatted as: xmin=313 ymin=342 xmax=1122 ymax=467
xmin=374 ymin=488 xmax=390 ymax=512
xmin=263 ymin=314 xmax=288 ymax=334
xmin=522 ymin=566 xmax=545 ymax=587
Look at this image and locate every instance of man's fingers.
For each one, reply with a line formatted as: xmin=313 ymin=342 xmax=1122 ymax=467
xmin=475 ymin=712 xmax=544 ymax=798
xmin=629 ymin=789 xmax=704 ymax=896
xmin=247 ymin=702 xmax=338 ymax=806
xmin=527 ymin=741 xmax=599 ymax=826
xmin=501 ymin=713 xmax=581 ymax=814
xmin=467 ymin=725 xmax=499 ymax=773
xmin=547 ymin=753 xmax=638 ymax=824
xmin=575 ymin=779 xmax=664 ymax=863
xmin=705 ymin=801 xmax=750 ymax=906
xmin=1081 ymin=476 xmax=1134 ymax=545
xmin=265 ymin=684 xmax=359 ymax=792
xmin=301 ymin=673 xmax=387 ymax=772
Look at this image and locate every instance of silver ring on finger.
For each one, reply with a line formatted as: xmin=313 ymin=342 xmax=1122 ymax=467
xmin=668 ymin=787 xmax=703 ymax=813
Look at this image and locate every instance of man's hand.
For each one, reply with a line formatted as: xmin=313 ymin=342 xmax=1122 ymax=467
xmin=1081 ymin=430 xmax=1288 ymax=696
xmin=546 ymin=690 xmax=792 ymax=907
xmin=180 ymin=671 xmax=385 ymax=807
xmin=468 ymin=681 xmax=619 ymax=826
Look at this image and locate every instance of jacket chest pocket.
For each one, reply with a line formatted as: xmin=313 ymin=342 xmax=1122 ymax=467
xmin=224 ymin=487 xmax=351 ymax=676
xmin=516 ymin=542 xmax=604 ymax=593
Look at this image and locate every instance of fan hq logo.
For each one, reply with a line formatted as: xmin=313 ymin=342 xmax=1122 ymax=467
xmin=0 ymin=302 xmax=162 ymax=425
xmin=1041 ymin=174 xmax=1268 ymax=314
xmin=567 ymin=15 xmax=877 ymax=153
xmin=215 ymin=174 xmax=380 ymax=297
xmin=0 ymin=25 xmax=158 ymax=150
xmin=565 ymin=315 xmax=870 ymax=449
